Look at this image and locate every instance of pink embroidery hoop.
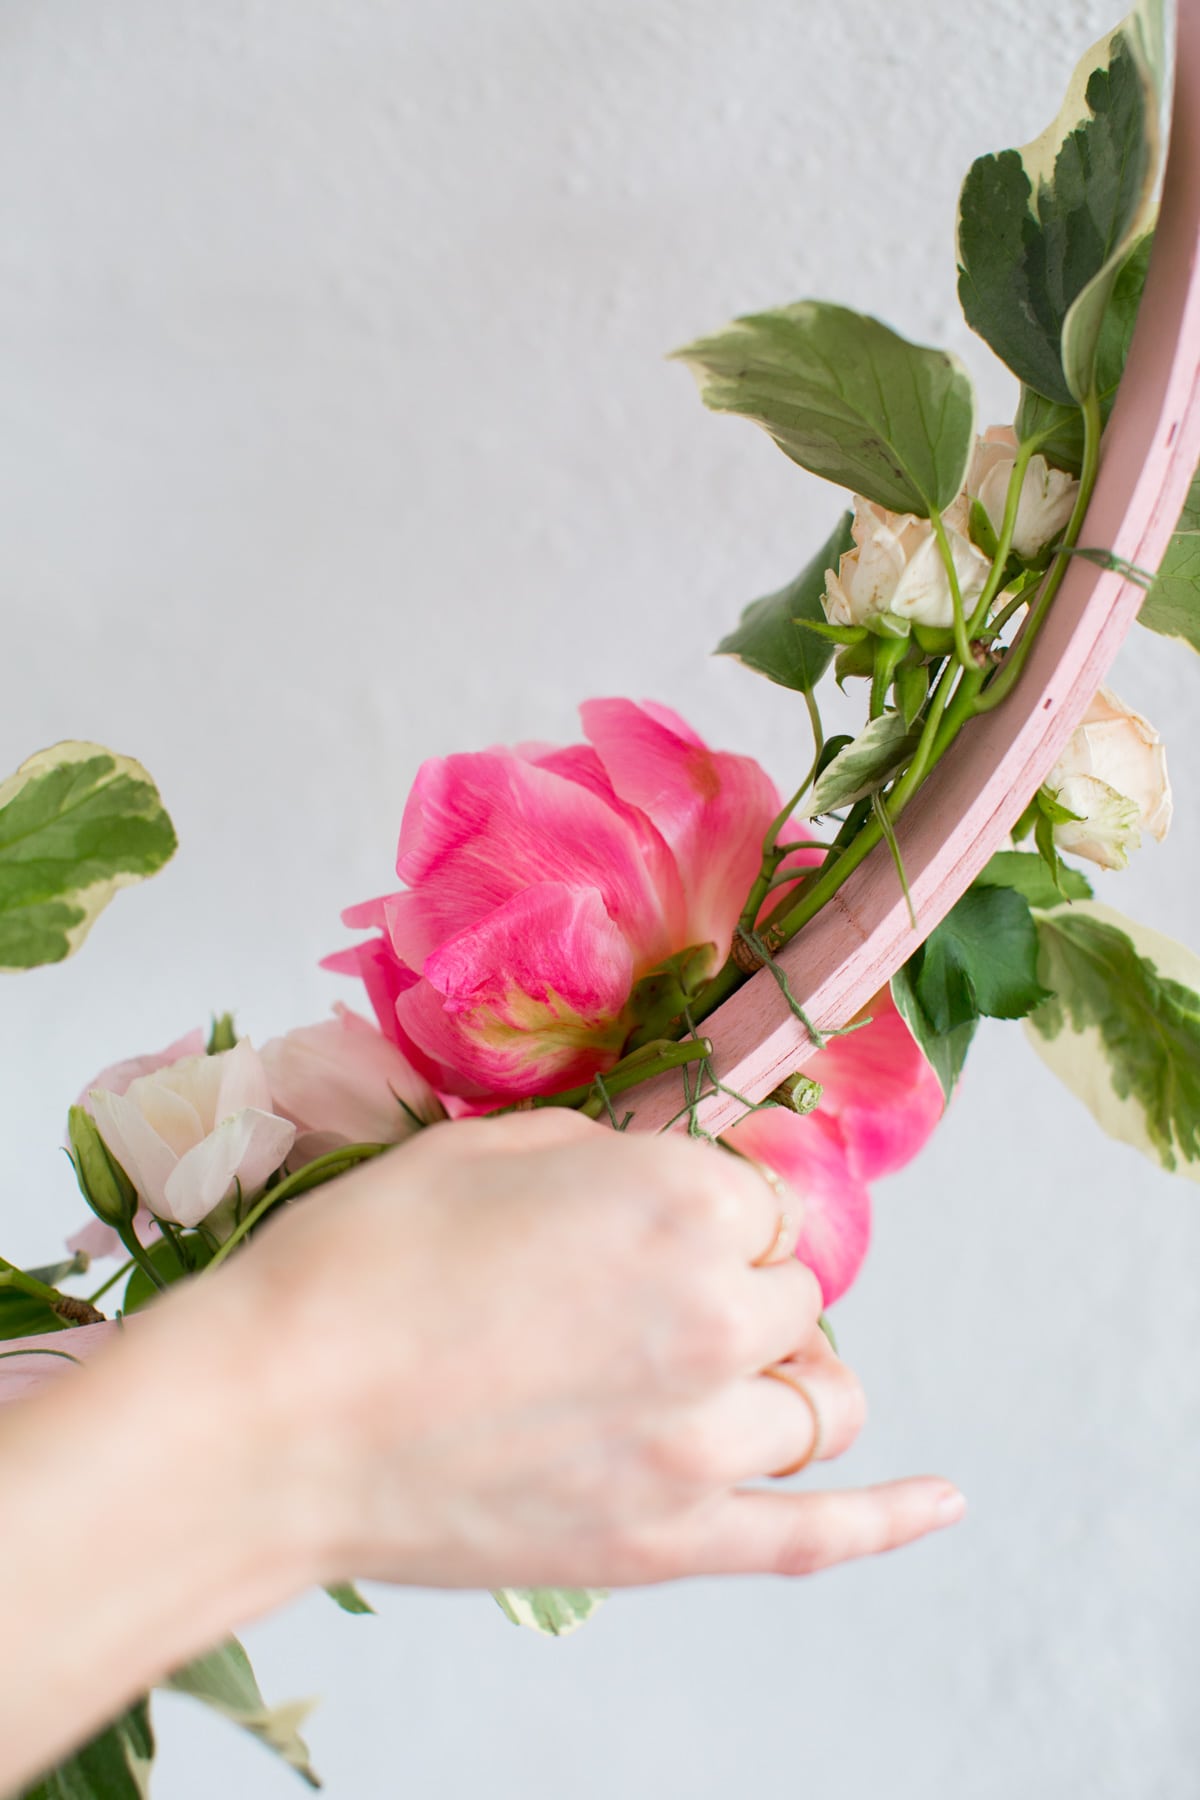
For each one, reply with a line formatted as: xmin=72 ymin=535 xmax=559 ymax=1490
xmin=626 ymin=1 xmax=1200 ymax=1138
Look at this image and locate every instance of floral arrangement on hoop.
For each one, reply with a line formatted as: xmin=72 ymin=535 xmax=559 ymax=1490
xmin=3 ymin=3 xmax=1199 ymax=1792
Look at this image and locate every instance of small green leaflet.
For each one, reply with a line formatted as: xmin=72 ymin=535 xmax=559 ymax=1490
xmin=165 ymin=1637 xmax=320 ymax=1788
xmin=21 ymin=1700 xmax=154 ymax=1800
xmin=906 ymin=886 xmax=1047 ymax=1037
xmin=808 ymin=712 xmax=917 ymax=816
xmin=0 ymin=743 xmax=177 ymax=972
xmin=1139 ymin=462 xmax=1200 ymax=653
xmin=492 ymin=1587 xmax=608 ymax=1637
xmin=974 ymin=850 xmax=1093 ymax=910
xmin=1016 ymin=232 xmax=1154 ymax=472
xmin=324 ymin=1581 xmax=375 ymax=1616
xmin=890 ymin=960 xmax=977 ymax=1107
xmin=674 ymin=302 xmax=975 ymax=517
xmin=957 ymin=2 xmax=1165 ymax=407
xmin=715 ymin=514 xmax=854 ymax=694
xmin=1027 ymin=901 xmax=1200 ymax=1179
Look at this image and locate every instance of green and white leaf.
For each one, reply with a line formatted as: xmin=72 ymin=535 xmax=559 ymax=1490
xmin=1026 ymin=900 xmax=1200 ymax=1179
xmin=808 ymin=712 xmax=917 ymax=815
xmin=492 ymin=1587 xmax=608 ymax=1638
xmin=164 ymin=1637 xmax=320 ymax=1789
xmin=324 ymin=1581 xmax=375 ymax=1616
xmin=21 ymin=1700 xmax=154 ymax=1800
xmin=974 ymin=849 xmax=1093 ymax=910
xmin=1139 ymin=461 xmax=1200 ymax=652
xmin=958 ymin=1 xmax=1167 ymax=406
xmin=908 ymin=886 xmax=1048 ymax=1037
xmin=1016 ymin=231 xmax=1154 ymax=471
xmin=674 ymin=302 xmax=976 ymax=516
xmin=715 ymin=513 xmax=853 ymax=693
xmin=890 ymin=960 xmax=977 ymax=1107
xmin=0 ymin=743 xmax=177 ymax=972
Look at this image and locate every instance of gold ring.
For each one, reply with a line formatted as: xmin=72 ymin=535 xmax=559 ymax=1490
xmin=761 ymin=1363 xmax=823 ymax=1477
xmin=742 ymin=1158 xmax=796 ymax=1267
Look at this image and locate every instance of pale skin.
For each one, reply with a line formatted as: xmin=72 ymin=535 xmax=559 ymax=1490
xmin=0 ymin=1111 xmax=964 ymax=1791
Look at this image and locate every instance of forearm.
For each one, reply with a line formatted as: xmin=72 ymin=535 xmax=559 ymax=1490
xmin=0 ymin=1276 xmax=312 ymax=1794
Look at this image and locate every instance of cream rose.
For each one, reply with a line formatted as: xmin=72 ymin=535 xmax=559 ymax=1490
xmin=1045 ymin=685 xmax=1173 ymax=870
xmin=968 ymin=425 xmax=1079 ymax=561
xmin=89 ymin=1039 xmax=296 ymax=1228
xmin=823 ymin=496 xmax=990 ymax=631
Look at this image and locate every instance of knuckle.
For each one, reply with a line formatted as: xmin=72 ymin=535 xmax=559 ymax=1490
xmin=646 ymin=1414 xmax=725 ymax=1490
xmin=669 ymin=1286 xmax=753 ymax=1381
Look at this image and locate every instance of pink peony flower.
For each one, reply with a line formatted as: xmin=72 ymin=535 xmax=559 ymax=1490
xmin=722 ymin=988 xmax=945 ymax=1305
xmin=260 ymin=1004 xmax=445 ymax=1167
xmin=327 ymin=700 xmax=784 ymax=1101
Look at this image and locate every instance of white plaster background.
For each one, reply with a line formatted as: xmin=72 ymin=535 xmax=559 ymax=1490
xmin=2 ymin=1 xmax=1199 ymax=1794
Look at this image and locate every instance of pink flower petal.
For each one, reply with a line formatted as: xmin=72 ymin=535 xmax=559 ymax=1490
xmin=722 ymin=1107 xmax=870 ymax=1306
xmin=804 ymin=988 xmax=945 ymax=1182
xmin=261 ymin=1007 xmax=441 ymax=1145
xmin=161 ymin=1109 xmax=297 ymax=1228
xmin=581 ymin=699 xmax=781 ymax=969
xmin=396 ymin=882 xmax=634 ymax=1099
xmin=390 ymin=749 xmax=677 ymax=973
xmin=76 ymin=1028 xmax=207 ymax=1112
xmin=321 ymin=938 xmax=420 ymax=1049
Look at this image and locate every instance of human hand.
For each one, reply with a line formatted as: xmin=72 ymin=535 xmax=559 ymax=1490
xmin=226 ymin=1110 xmax=964 ymax=1593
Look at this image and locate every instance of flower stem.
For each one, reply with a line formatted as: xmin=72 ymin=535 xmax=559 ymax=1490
xmin=117 ymin=1224 xmax=168 ymax=1292
xmin=529 ymin=1038 xmax=714 ymax=1117
xmin=929 ymin=505 xmax=973 ymax=671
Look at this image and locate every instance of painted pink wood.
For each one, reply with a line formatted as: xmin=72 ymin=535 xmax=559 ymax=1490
xmin=0 ymin=1321 xmax=119 ymax=1405
xmin=629 ymin=3 xmax=1200 ymax=1139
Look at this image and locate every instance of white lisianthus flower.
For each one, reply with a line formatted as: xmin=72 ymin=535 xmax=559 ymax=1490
xmin=1045 ymin=685 xmax=1173 ymax=871
xmin=823 ymin=496 xmax=990 ymax=631
xmin=968 ymin=425 xmax=1079 ymax=560
xmin=89 ymin=1040 xmax=296 ymax=1228
xmin=260 ymin=1005 xmax=444 ymax=1168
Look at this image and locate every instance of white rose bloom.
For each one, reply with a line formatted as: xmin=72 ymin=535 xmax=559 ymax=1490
xmin=260 ymin=1005 xmax=443 ymax=1168
xmin=89 ymin=1040 xmax=296 ymax=1228
xmin=1046 ymin=685 xmax=1173 ymax=871
xmin=968 ymin=425 xmax=1079 ymax=560
xmin=823 ymin=496 xmax=990 ymax=631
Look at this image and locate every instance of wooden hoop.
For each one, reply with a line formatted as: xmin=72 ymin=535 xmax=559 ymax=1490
xmin=629 ymin=1 xmax=1200 ymax=1139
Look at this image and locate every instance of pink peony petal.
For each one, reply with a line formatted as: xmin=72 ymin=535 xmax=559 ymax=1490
xmin=804 ymin=988 xmax=946 ymax=1182
xmin=722 ymin=1107 xmax=870 ymax=1306
xmin=396 ymin=882 xmax=634 ymax=1099
xmin=322 ymin=937 xmax=420 ymax=1049
xmin=390 ymin=749 xmax=678 ymax=974
xmin=581 ymin=699 xmax=781 ymax=969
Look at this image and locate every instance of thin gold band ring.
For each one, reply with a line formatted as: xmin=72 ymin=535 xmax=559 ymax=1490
xmin=761 ymin=1363 xmax=823 ymax=1478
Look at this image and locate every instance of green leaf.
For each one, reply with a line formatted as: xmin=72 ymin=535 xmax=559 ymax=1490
xmin=324 ymin=1581 xmax=375 ymax=1616
xmin=1139 ymin=462 xmax=1200 ymax=653
xmin=0 ymin=743 xmax=177 ymax=972
xmin=1027 ymin=901 xmax=1200 ymax=1178
xmin=890 ymin=961 xmax=976 ymax=1107
xmin=122 ymin=1233 xmax=214 ymax=1312
xmin=910 ymin=886 xmax=1047 ymax=1036
xmin=715 ymin=514 xmax=854 ymax=694
xmin=894 ymin=661 xmax=929 ymax=729
xmin=21 ymin=1699 xmax=154 ymax=1800
xmin=165 ymin=1637 xmax=320 ymax=1789
xmin=1016 ymin=232 xmax=1154 ymax=471
xmin=808 ymin=713 xmax=917 ymax=816
xmin=957 ymin=6 xmax=1165 ymax=407
xmin=974 ymin=850 xmax=1093 ymax=910
xmin=674 ymin=302 xmax=976 ymax=516
xmin=0 ymin=1284 xmax=68 ymax=1341
xmin=492 ymin=1588 xmax=608 ymax=1638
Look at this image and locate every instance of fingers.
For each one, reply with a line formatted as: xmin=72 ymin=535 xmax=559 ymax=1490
xmin=737 ymin=1259 xmax=824 ymax=1373
xmin=653 ymin=1478 xmax=967 ymax=1580
xmin=649 ymin=1348 xmax=864 ymax=1491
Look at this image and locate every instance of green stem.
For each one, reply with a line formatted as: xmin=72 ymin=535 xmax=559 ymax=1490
xmin=966 ymin=437 xmax=1036 ymax=636
xmin=117 ymin=1224 xmax=168 ymax=1293
xmin=974 ymin=388 xmax=1102 ymax=715
xmin=735 ymin=699 xmax=826 ymax=936
xmin=929 ymin=505 xmax=973 ymax=670
xmin=86 ymin=1257 xmax=135 ymax=1307
xmin=0 ymin=1264 xmax=68 ymax=1308
xmin=531 ymin=1038 xmax=714 ymax=1118
xmin=205 ymin=1145 xmax=389 ymax=1273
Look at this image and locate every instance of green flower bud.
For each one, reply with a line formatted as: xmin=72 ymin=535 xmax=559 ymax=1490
xmin=67 ymin=1104 xmax=137 ymax=1229
xmin=207 ymin=1012 xmax=237 ymax=1054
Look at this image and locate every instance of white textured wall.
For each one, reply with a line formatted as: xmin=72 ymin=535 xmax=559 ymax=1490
xmin=3 ymin=3 xmax=1200 ymax=1795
